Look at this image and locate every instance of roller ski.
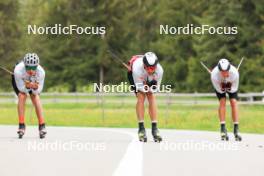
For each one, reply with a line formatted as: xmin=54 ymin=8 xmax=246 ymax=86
xmin=221 ymin=131 xmax=229 ymax=141
xmin=220 ymin=123 xmax=229 ymax=141
xmin=234 ymin=133 xmax=242 ymax=141
xmin=152 ymin=128 xmax=162 ymax=142
xmin=138 ymin=128 xmax=147 ymax=142
xmin=17 ymin=123 xmax=25 ymax=139
xmin=39 ymin=124 xmax=47 ymax=139
xmin=234 ymin=124 xmax=242 ymax=141
xmin=220 ymin=128 xmax=229 ymax=141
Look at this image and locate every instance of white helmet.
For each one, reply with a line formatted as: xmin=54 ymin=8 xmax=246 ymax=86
xmin=23 ymin=53 xmax=39 ymax=67
xmin=218 ymin=58 xmax=230 ymax=71
xmin=143 ymin=52 xmax=158 ymax=67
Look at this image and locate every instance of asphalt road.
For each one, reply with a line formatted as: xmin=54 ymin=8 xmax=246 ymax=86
xmin=0 ymin=125 xmax=263 ymax=176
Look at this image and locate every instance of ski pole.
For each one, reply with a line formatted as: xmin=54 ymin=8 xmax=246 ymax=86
xmin=200 ymin=61 xmax=211 ymax=74
xmin=0 ymin=66 xmax=14 ymax=75
xmin=107 ymin=50 xmax=130 ymax=70
xmin=237 ymin=57 xmax=244 ymax=71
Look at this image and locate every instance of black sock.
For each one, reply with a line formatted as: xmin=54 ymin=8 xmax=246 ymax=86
xmin=220 ymin=123 xmax=226 ymax=132
xmin=138 ymin=122 xmax=145 ymax=131
xmin=234 ymin=123 xmax=239 ymax=134
xmin=19 ymin=123 xmax=25 ymax=129
xmin=39 ymin=123 xmax=46 ymax=130
xmin=152 ymin=122 xmax=157 ymax=131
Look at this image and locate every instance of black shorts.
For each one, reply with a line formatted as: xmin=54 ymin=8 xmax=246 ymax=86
xmin=11 ymin=63 xmax=21 ymax=96
xmin=127 ymin=71 xmax=137 ymax=94
xmin=215 ymin=90 xmax=238 ymax=100
xmin=11 ymin=75 xmax=20 ymax=96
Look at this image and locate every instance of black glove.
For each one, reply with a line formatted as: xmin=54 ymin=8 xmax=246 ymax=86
xmin=226 ymin=82 xmax=232 ymax=91
xmin=220 ymin=82 xmax=232 ymax=91
xmin=147 ymin=80 xmax=157 ymax=87
xmin=220 ymin=83 xmax=226 ymax=91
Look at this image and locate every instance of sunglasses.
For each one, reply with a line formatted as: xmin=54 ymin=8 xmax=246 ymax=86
xmin=144 ymin=65 xmax=156 ymax=72
xmin=25 ymin=66 xmax=37 ymax=71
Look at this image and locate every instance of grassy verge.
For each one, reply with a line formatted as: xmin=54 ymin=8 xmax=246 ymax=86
xmin=0 ymin=103 xmax=263 ymax=134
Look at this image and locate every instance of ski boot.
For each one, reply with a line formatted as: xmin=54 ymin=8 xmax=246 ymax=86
xmin=152 ymin=128 xmax=162 ymax=142
xmin=138 ymin=128 xmax=147 ymax=142
xmin=221 ymin=129 xmax=229 ymax=141
xmin=234 ymin=123 xmax=242 ymax=141
xmin=39 ymin=123 xmax=47 ymax=139
xmin=234 ymin=133 xmax=242 ymax=141
xmin=17 ymin=123 xmax=25 ymax=139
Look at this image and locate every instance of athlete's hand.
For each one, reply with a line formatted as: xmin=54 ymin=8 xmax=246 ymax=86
xmin=25 ymin=81 xmax=31 ymax=89
xmin=31 ymin=82 xmax=39 ymax=90
xmin=146 ymin=80 xmax=158 ymax=92
xmin=147 ymin=80 xmax=157 ymax=87
xmin=220 ymin=83 xmax=226 ymax=91
xmin=25 ymin=81 xmax=38 ymax=90
xmin=226 ymin=82 xmax=232 ymax=91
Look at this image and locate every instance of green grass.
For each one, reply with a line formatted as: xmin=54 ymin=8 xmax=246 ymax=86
xmin=0 ymin=103 xmax=264 ymax=134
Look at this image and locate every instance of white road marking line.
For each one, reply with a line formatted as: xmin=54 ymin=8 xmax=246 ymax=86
xmin=88 ymin=128 xmax=143 ymax=176
xmin=99 ymin=129 xmax=143 ymax=176
xmin=113 ymin=137 xmax=143 ymax=176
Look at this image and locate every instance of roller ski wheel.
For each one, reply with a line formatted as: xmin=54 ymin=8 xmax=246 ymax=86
xmin=17 ymin=129 xmax=25 ymax=139
xmin=152 ymin=129 xmax=162 ymax=143
xmin=234 ymin=134 xmax=242 ymax=141
xmin=39 ymin=131 xmax=47 ymax=139
xmin=39 ymin=124 xmax=47 ymax=139
xmin=221 ymin=132 xmax=229 ymax=141
xmin=138 ymin=129 xmax=147 ymax=142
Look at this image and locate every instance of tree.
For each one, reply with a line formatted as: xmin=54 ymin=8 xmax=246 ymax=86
xmin=190 ymin=0 xmax=264 ymax=92
xmin=0 ymin=0 xmax=21 ymax=90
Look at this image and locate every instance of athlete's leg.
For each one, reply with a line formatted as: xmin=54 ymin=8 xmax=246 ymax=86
xmin=136 ymin=92 xmax=145 ymax=122
xmin=146 ymin=92 xmax=157 ymax=122
xmin=229 ymin=92 xmax=242 ymax=141
xmin=136 ymin=91 xmax=147 ymax=141
xmin=18 ymin=93 xmax=27 ymax=124
xmin=219 ymin=97 xmax=226 ymax=123
xmin=229 ymin=92 xmax=239 ymax=123
xmin=216 ymin=91 xmax=228 ymax=140
xmin=146 ymin=92 xmax=162 ymax=142
xmin=230 ymin=98 xmax=239 ymax=123
xmin=30 ymin=94 xmax=45 ymax=125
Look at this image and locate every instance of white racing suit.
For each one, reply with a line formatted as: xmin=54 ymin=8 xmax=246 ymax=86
xmin=12 ymin=62 xmax=45 ymax=95
xmin=211 ymin=64 xmax=239 ymax=100
xmin=127 ymin=55 xmax=163 ymax=93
